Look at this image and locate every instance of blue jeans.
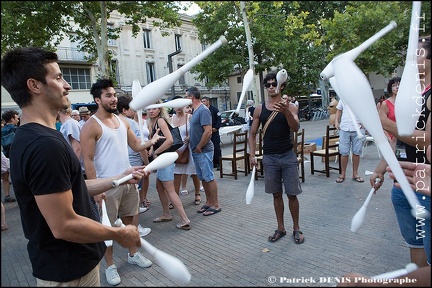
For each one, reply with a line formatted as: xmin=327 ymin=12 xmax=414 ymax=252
xmin=192 ymin=151 xmax=214 ymax=182
xmin=391 ymin=186 xmax=431 ymax=264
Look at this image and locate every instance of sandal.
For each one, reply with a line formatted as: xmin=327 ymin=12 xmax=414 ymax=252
xmin=1 ymin=224 xmax=8 ymax=231
xmin=353 ymin=176 xmax=364 ymax=183
xmin=143 ymin=198 xmax=151 ymax=208
xmin=336 ymin=176 xmax=345 ymax=183
xmin=268 ymin=230 xmax=286 ymax=243
xmin=293 ymin=230 xmax=305 ymax=244
xmin=194 ymin=194 xmax=202 ymax=205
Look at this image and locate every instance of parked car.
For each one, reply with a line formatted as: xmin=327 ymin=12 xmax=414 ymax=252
xmin=220 ymin=109 xmax=246 ymax=126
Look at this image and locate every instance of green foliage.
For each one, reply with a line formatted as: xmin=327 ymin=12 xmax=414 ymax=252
xmin=1 ymin=1 xmax=182 ymax=77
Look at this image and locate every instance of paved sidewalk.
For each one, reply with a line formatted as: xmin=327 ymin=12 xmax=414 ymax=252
xmin=2 ymin=119 xmax=413 ymax=287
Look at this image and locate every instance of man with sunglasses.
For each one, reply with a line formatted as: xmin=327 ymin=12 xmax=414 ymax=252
xmin=248 ymin=71 xmax=304 ymax=244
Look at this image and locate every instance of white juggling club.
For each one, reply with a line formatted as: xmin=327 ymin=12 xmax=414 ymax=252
xmin=101 ymin=199 xmax=113 ymax=247
xmin=132 ymin=79 xmax=146 ymax=145
xmin=320 ymin=21 xmax=397 ymax=81
xmin=112 ymin=152 xmax=179 ymax=187
xmin=371 ymin=263 xmax=418 ymax=279
xmin=145 ymin=99 xmax=192 ymax=110
xmin=114 ymin=219 xmax=191 ymax=284
xmin=235 ymin=68 xmax=254 ymax=114
xmin=332 ymin=57 xmax=427 ymax=219
xmin=275 ymin=69 xmax=288 ymax=94
xmin=245 ymin=166 xmax=256 ymax=205
xmin=395 ymin=1 xmax=422 ymax=136
xmin=130 ymin=36 xmax=228 ymax=111
xmin=351 ymin=179 xmax=381 ymax=232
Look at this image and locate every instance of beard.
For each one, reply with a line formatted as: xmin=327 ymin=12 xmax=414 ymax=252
xmin=101 ymin=102 xmax=117 ymax=114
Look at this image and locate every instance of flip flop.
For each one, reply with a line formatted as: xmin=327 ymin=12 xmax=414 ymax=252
xmin=197 ymin=205 xmax=210 ymax=213
xmin=268 ymin=230 xmax=286 ymax=243
xmin=176 ymin=223 xmax=191 ymax=230
xmin=153 ymin=217 xmax=173 ymax=223
xmin=203 ymin=207 xmax=222 ymax=216
xmin=353 ymin=176 xmax=364 ymax=183
xmin=336 ymin=177 xmax=345 ymax=183
xmin=293 ymin=230 xmax=305 ymax=244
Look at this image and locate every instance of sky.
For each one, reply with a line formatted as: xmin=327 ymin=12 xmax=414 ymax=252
xmin=180 ymin=2 xmax=202 ymax=16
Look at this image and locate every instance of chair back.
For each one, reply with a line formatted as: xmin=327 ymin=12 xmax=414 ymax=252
xmin=293 ymin=128 xmax=305 ymax=182
xmin=293 ymin=128 xmax=305 ymax=158
xmin=324 ymin=125 xmax=339 ymax=153
xmin=255 ymin=129 xmax=264 ymax=156
xmin=233 ymin=130 xmax=248 ymax=156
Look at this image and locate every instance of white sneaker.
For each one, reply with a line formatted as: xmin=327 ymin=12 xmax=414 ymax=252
xmin=139 ymin=206 xmax=148 ymax=213
xmin=128 ymin=251 xmax=152 ymax=268
xmin=200 ymin=186 xmax=204 ymax=192
xmin=180 ymin=189 xmax=189 ymax=195
xmin=138 ymin=224 xmax=151 ymax=237
xmin=105 ymin=264 xmax=121 ymax=286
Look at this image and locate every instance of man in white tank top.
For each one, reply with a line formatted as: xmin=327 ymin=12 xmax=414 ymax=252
xmin=80 ymin=79 xmax=163 ymax=286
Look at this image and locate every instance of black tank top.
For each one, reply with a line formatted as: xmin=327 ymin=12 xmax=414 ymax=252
xmin=259 ymin=103 xmax=293 ymax=154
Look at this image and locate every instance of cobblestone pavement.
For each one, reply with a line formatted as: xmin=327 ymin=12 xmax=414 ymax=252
xmin=2 ymin=119 xmax=414 ymax=287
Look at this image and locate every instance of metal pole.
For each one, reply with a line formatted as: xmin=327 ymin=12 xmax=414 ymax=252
xmin=168 ymin=49 xmax=182 ymax=98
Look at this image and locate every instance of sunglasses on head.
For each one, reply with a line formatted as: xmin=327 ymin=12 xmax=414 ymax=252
xmin=264 ymin=82 xmax=278 ymax=88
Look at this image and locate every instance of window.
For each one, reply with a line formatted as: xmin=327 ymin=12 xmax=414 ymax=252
xmin=146 ymin=62 xmax=156 ymax=83
xmin=178 ymin=64 xmax=185 ymax=85
xmin=237 ymin=76 xmax=242 ymax=84
xmin=61 ymin=68 xmax=91 ymax=90
xmin=143 ymin=30 xmax=152 ymax=49
xmin=175 ymin=34 xmax=182 ymax=51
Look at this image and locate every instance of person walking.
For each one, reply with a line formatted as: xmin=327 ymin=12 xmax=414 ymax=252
xmin=146 ymin=102 xmax=191 ymax=230
xmin=248 ymin=71 xmax=304 ymax=244
xmin=201 ymin=96 xmax=222 ymax=170
xmin=334 ymin=99 xmax=365 ymax=183
xmin=186 ymin=87 xmax=221 ymax=216
xmin=170 ymin=97 xmax=202 ymax=206
xmin=80 ymin=78 xmax=163 ymax=286
xmin=1 ymin=47 xmax=145 ymax=287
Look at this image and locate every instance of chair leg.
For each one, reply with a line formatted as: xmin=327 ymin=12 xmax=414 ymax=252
xmin=300 ymin=162 xmax=305 ymax=182
xmin=310 ymin=153 xmax=315 ymax=175
xmin=232 ymin=161 xmax=237 ymax=180
xmin=325 ymin=157 xmax=330 ymax=177
xmin=219 ymin=159 xmax=223 ymax=178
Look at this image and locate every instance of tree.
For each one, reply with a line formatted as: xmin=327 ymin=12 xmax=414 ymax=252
xmin=190 ymin=1 xmax=346 ymax=97
xmin=1 ymin=1 xmax=185 ymax=78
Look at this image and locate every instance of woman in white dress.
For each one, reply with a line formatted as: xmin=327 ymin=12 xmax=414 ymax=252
xmin=171 ymin=103 xmax=202 ymax=205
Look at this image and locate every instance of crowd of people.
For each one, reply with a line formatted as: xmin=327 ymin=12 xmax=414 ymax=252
xmin=1 ymin=34 xmax=430 ymax=287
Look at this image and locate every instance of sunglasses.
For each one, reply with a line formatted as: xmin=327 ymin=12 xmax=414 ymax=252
xmin=264 ymin=82 xmax=278 ymax=88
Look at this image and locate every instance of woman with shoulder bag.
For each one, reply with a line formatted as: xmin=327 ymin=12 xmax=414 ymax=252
xmin=147 ymin=103 xmax=191 ymax=230
xmin=171 ymin=102 xmax=202 ymax=205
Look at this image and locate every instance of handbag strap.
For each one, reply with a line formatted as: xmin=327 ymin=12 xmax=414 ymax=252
xmin=262 ymin=110 xmax=278 ymax=139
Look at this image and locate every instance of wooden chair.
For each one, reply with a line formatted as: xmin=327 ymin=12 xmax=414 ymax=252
xmin=220 ymin=130 xmax=249 ymax=180
xmin=254 ymin=129 xmax=265 ymax=180
xmin=310 ymin=125 xmax=341 ymax=177
xmin=293 ymin=128 xmax=305 ymax=182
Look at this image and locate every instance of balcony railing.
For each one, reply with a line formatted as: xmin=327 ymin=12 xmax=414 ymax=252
xmin=56 ymin=47 xmax=94 ymax=62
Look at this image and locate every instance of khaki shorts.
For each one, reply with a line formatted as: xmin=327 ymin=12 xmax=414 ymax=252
xmin=105 ymin=184 xmax=139 ymax=225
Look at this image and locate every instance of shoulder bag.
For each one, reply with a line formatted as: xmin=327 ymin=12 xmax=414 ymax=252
xmin=175 ymin=119 xmax=189 ymax=164
xmin=153 ymin=118 xmax=184 ymax=154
